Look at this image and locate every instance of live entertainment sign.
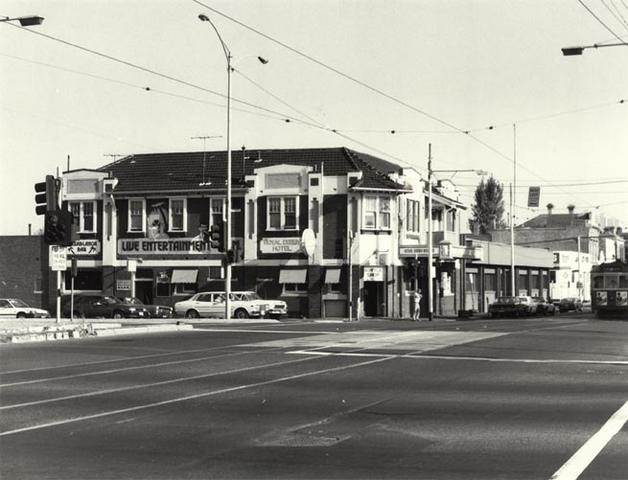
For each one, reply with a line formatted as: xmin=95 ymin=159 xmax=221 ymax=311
xmin=118 ymin=238 xmax=212 ymax=255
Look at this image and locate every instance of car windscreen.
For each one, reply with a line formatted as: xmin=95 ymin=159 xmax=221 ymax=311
xmin=495 ymin=297 xmax=515 ymax=304
xmin=11 ymin=299 xmax=30 ymax=308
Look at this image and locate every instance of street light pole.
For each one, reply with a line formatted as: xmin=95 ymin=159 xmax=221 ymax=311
xmin=561 ymin=42 xmax=628 ymax=56
xmin=199 ymin=14 xmax=232 ymax=320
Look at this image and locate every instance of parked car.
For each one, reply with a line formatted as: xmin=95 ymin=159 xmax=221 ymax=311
xmin=61 ymin=295 xmax=149 ymax=319
xmin=532 ymin=297 xmax=557 ymax=316
xmin=558 ymin=297 xmax=584 ymax=312
xmin=174 ymin=291 xmax=286 ymax=319
xmin=231 ymin=291 xmax=288 ymax=319
xmin=117 ymin=297 xmax=173 ymax=318
xmin=0 ymin=298 xmax=50 ymax=318
xmin=488 ymin=296 xmax=537 ymax=318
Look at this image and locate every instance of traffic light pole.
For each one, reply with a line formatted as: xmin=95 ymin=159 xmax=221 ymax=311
xmin=56 ymin=270 xmax=61 ymax=324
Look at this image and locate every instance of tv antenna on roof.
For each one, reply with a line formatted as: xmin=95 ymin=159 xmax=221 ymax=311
xmin=191 ymin=135 xmax=222 ymax=186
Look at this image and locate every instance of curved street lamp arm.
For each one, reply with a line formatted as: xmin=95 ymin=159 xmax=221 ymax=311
xmin=198 ymin=14 xmax=231 ymax=64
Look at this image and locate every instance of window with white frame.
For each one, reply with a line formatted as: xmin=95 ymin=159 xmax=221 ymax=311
xmin=363 ymin=195 xmax=392 ymax=230
xmin=267 ymin=196 xmax=298 ymax=231
xmin=69 ymin=201 xmax=97 ymax=233
xmin=210 ymin=198 xmax=224 ymax=226
xmin=406 ymin=199 xmax=420 ymax=233
xmin=128 ymin=199 xmax=145 ymax=232
xmin=169 ymin=198 xmax=187 ymax=232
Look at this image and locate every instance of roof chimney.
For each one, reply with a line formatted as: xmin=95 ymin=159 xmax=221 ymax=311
xmin=546 ymin=203 xmax=554 ymax=215
xmin=567 ymin=204 xmax=575 ymax=214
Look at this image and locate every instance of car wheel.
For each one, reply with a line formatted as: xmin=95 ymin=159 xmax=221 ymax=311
xmin=112 ymin=311 xmax=125 ymax=319
xmin=185 ymin=309 xmax=200 ymax=319
xmin=234 ymin=308 xmax=249 ymax=319
xmin=16 ymin=312 xmax=26 ymax=319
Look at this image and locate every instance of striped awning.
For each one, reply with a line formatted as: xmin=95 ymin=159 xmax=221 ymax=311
xmin=325 ymin=269 xmax=341 ymax=284
xmin=279 ymin=269 xmax=307 ymax=284
xmin=171 ymin=269 xmax=198 ymax=284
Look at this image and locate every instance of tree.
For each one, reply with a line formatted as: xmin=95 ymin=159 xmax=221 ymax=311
xmin=469 ymin=176 xmax=506 ymax=234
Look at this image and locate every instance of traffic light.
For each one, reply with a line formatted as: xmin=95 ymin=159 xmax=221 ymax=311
xmin=209 ymin=222 xmax=225 ymax=252
xmin=226 ymin=249 xmax=235 ymax=264
xmin=34 ymin=175 xmax=58 ymax=215
xmin=44 ymin=210 xmax=74 ymax=246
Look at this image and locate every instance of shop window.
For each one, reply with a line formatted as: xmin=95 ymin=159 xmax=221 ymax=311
xmin=169 ymin=198 xmax=187 ymax=232
xmin=173 ymin=283 xmax=196 ymax=295
xmin=128 ymin=198 xmax=146 ymax=232
xmin=69 ymin=201 xmax=97 ymax=233
xmin=64 ymin=269 xmax=102 ymax=291
xmin=267 ymin=196 xmax=298 ymax=231
xmin=363 ymin=195 xmax=392 ymax=231
xmin=208 ymin=266 xmax=223 ymax=280
xmin=283 ymin=283 xmax=307 ymax=294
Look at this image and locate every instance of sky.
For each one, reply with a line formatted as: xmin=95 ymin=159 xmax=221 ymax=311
xmin=1 ymin=0 xmax=627 ymax=235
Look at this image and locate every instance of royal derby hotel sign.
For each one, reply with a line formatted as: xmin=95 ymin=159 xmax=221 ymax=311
xmin=118 ymin=238 xmax=212 ymax=255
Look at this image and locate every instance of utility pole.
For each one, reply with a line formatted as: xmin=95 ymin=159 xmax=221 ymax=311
xmin=510 ymin=124 xmax=517 ymax=296
xmin=427 ymin=143 xmax=434 ymax=321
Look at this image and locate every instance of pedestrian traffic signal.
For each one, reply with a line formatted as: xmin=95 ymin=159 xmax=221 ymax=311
xmin=34 ymin=175 xmax=58 ymax=215
xmin=209 ymin=222 xmax=225 ymax=252
xmin=44 ymin=210 xmax=74 ymax=246
xmin=226 ymin=249 xmax=235 ymax=264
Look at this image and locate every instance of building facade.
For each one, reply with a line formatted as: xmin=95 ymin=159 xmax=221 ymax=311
xmin=47 ymin=147 xmax=553 ymax=319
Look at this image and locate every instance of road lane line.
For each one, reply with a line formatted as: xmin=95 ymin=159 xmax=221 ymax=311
xmin=0 ymin=329 xmax=322 ymax=375
xmin=549 ymin=400 xmax=628 ymax=480
xmin=0 ymin=356 xmax=392 ymax=437
xmin=0 ymin=355 xmax=316 ymax=410
xmin=0 ymin=346 xmax=287 ymax=388
xmin=287 ymin=350 xmax=628 ymax=365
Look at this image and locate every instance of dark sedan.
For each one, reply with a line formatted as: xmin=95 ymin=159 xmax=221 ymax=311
xmin=532 ymin=297 xmax=557 ymax=316
xmin=61 ymin=295 xmax=149 ymax=319
xmin=558 ymin=297 xmax=584 ymax=312
xmin=488 ymin=296 xmax=536 ymax=318
xmin=118 ymin=297 xmax=174 ymax=318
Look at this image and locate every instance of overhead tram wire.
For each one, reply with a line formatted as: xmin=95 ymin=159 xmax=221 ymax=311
xmin=603 ymin=0 xmax=628 ymax=30
xmin=191 ymin=0 xmax=605 ymax=209
xmin=578 ymin=0 xmax=628 ymax=42
xmin=3 ymin=22 xmax=416 ymax=169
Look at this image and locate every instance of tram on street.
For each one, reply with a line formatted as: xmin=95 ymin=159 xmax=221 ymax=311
xmin=590 ymin=260 xmax=628 ymax=318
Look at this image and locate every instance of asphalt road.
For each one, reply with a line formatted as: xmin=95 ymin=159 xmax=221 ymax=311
xmin=1 ymin=315 xmax=627 ymax=480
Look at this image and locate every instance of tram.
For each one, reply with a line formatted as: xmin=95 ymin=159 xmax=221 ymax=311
xmin=590 ymin=260 xmax=628 ymax=318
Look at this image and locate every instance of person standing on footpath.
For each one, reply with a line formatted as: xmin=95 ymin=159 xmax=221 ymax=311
xmin=413 ymin=289 xmax=422 ymax=321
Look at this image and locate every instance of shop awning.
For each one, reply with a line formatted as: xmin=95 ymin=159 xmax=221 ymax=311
xmin=279 ymin=269 xmax=307 ymax=284
xmin=325 ymin=269 xmax=341 ymax=284
xmin=171 ymin=269 xmax=198 ymax=284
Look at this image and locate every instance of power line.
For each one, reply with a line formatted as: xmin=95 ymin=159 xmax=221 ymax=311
xmin=191 ymin=0 xmax=605 ymax=211
xmin=578 ymin=0 xmax=627 ymax=42
xmin=1 ymin=26 xmax=414 ymax=167
xmin=603 ymin=0 xmax=628 ymax=31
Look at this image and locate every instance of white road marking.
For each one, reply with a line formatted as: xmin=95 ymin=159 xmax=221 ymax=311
xmin=0 ymin=355 xmax=316 ymax=410
xmin=549 ymin=400 xmax=628 ymax=480
xmin=0 ymin=329 xmax=316 ymax=375
xmin=0 ymin=356 xmax=392 ymax=437
xmin=287 ymin=349 xmax=628 ymax=365
xmin=0 ymin=346 xmax=285 ymax=388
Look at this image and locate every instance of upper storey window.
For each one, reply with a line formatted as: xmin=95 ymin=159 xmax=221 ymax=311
xmin=69 ymin=201 xmax=97 ymax=233
xmin=363 ymin=195 xmax=391 ymax=230
xmin=267 ymin=196 xmax=298 ymax=231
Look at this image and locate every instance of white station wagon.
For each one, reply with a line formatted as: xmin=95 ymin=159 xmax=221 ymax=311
xmin=0 ymin=298 xmax=51 ymax=318
xmin=174 ymin=291 xmax=287 ymax=320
